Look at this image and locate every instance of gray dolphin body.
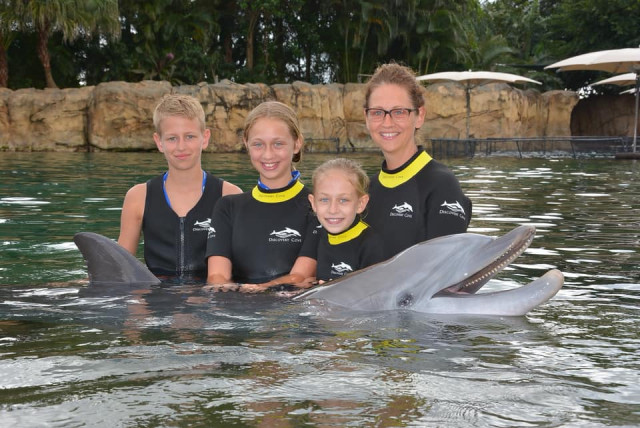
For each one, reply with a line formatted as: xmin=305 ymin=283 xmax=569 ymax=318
xmin=295 ymin=225 xmax=563 ymax=316
xmin=73 ymin=225 xmax=563 ymax=316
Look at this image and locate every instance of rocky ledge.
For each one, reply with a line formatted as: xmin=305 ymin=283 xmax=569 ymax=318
xmin=0 ymin=79 xmax=591 ymax=152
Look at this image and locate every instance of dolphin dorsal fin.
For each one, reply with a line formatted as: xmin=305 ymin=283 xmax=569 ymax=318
xmin=73 ymin=232 xmax=161 ymax=286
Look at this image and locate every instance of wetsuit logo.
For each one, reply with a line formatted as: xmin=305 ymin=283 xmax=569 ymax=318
xmin=269 ymin=227 xmax=302 ymax=243
xmin=331 ymin=262 xmax=353 ymax=276
xmin=439 ymin=200 xmax=466 ymax=220
xmin=194 ymin=218 xmax=214 ymax=234
xmin=390 ymin=202 xmax=414 ymax=218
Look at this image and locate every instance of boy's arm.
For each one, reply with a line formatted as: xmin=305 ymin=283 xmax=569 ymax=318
xmin=222 ymin=181 xmax=243 ymax=196
xmin=117 ymin=183 xmax=146 ymax=256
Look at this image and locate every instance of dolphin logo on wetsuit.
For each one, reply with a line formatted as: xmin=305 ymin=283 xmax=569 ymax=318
xmin=392 ymin=202 xmax=413 ymax=214
xmin=270 ymin=227 xmax=302 ymax=239
xmin=331 ymin=262 xmax=353 ymax=273
xmin=440 ymin=201 xmax=466 ymax=215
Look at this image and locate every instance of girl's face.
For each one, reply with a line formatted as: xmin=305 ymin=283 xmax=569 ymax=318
xmin=309 ymin=169 xmax=369 ymax=234
xmin=245 ymin=117 xmax=301 ymax=189
xmin=365 ymin=83 xmax=425 ymax=161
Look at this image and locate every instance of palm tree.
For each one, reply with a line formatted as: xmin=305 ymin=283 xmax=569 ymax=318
xmin=0 ymin=1 xmax=16 ymax=87
xmin=15 ymin=0 xmax=120 ymax=88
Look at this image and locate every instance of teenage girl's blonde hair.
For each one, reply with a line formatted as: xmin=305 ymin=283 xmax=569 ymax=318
xmin=364 ymin=63 xmax=425 ymax=110
xmin=243 ymin=101 xmax=304 ymax=163
xmin=311 ymin=158 xmax=369 ymax=198
xmin=153 ymin=94 xmax=206 ymax=134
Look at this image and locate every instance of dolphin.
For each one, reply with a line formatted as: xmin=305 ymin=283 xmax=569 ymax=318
xmin=294 ymin=225 xmax=563 ymax=316
xmin=73 ymin=225 xmax=563 ymax=316
xmin=73 ymin=232 xmax=161 ymax=286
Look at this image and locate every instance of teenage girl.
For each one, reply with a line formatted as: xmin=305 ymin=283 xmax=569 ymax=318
xmin=309 ymin=158 xmax=385 ymax=282
xmin=205 ymin=101 xmax=318 ymax=292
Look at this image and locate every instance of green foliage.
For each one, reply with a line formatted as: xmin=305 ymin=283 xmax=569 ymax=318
xmin=2 ymin=0 xmax=640 ymax=89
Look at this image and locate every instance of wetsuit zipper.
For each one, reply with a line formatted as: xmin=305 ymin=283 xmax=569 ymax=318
xmin=178 ymin=217 xmax=185 ymax=277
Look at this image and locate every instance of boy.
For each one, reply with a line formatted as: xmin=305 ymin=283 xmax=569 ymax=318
xmin=118 ymin=94 xmax=241 ymax=279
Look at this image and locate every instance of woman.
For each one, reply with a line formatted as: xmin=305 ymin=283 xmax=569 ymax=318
xmin=205 ymin=101 xmax=318 ymax=292
xmin=363 ymin=63 xmax=472 ymax=259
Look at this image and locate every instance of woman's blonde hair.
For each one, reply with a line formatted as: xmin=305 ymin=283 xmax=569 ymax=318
xmin=243 ymin=101 xmax=304 ymax=163
xmin=153 ymin=94 xmax=206 ymax=134
xmin=312 ymin=158 xmax=369 ymax=198
xmin=364 ymin=63 xmax=425 ymax=110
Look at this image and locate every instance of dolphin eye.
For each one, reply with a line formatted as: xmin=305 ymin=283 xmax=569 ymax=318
xmin=397 ymin=293 xmax=413 ymax=307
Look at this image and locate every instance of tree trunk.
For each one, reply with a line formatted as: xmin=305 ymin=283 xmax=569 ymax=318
xmin=0 ymin=38 xmax=8 ymax=88
xmin=223 ymin=34 xmax=233 ymax=63
xmin=246 ymin=10 xmax=259 ymax=71
xmin=37 ymin=25 xmax=58 ymax=89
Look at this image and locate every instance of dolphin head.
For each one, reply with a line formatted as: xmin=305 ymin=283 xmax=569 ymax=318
xmin=297 ymin=225 xmax=563 ymax=316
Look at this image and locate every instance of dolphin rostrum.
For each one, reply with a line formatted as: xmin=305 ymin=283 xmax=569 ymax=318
xmin=73 ymin=225 xmax=563 ymax=316
xmin=294 ymin=225 xmax=563 ymax=316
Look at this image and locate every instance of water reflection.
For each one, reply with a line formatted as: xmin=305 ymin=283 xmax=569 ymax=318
xmin=0 ymin=153 xmax=639 ymax=426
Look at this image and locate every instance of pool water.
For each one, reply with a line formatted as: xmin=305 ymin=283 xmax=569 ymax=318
xmin=0 ymin=152 xmax=638 ymax=427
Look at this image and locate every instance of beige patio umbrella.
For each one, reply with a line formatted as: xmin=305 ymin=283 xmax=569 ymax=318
xmin=545 ymin=48 xmax=640 ymax=152
xmin=416 ymin=71 xmax=541 ymax=139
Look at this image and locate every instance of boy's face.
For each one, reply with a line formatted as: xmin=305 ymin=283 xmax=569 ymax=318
xmin=154 ymin=115 xmax=210 ymax=170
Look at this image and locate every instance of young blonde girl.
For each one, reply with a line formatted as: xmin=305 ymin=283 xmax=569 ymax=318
xmin=309 ymin=158 xmax=385 ymax=282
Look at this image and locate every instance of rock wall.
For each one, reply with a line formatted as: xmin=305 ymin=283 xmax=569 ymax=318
xmin=0 ymin=79 xmax=592 ymax=152
xmin=571 ymin=94 xmax=637 ymax=137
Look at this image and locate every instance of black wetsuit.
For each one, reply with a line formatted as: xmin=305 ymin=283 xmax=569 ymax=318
xmin=367 ymin=149 xmax=472 ymax=259
xmin=142 ymin=172 xmax=224 ymax=278
xmin=316 ymin=218 xmax=385 ymax=282
xmin=205 ymin=180 xmax=319 ymax=283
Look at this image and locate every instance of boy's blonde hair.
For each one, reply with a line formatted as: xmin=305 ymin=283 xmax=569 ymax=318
xmin=312 ymin=158 xmax=369 ymax=198
xmin=243 ymin=101 xmax=304 ymax=163
xmin=153 ymin=94 xmax=206 ymax=134
xmin=364 ymin=63 xmax=425 ymax=110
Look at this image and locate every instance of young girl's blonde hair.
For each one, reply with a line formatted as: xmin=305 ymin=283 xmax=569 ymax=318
xmin=243 ymin=101 xmax=304 ymax=163
xmin=312 ymin=158 xmax=369 ymax=197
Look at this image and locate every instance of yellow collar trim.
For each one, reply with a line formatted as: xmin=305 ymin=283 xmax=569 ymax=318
xmin=252 ymin=180 xmax=304 ymax=203
xmin=328 ymin=220 xmax=369 ymax=245
xmin=378 ymin=151 xmax=432 ymax=188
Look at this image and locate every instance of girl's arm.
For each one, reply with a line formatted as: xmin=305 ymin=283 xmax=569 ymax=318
xmin=241 ymin=256 xmax=317 ymax=293
xmin=204 ymin=256 xmax=239 ymax=291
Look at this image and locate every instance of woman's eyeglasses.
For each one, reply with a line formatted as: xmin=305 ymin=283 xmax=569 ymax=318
xmin=365 ymin=108 xmax=418 ymax=122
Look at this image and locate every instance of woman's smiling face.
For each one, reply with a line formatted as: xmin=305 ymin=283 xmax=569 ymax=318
xmin=365 ymin=83 xmax=425 ymax=162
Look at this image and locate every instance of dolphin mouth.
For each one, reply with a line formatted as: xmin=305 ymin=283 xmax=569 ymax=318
xmin=438 ymin=226 xmax=536 ymax=296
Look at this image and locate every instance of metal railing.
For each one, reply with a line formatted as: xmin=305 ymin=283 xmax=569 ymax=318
xmin=426 ymin=136 xmax=635 ymax=158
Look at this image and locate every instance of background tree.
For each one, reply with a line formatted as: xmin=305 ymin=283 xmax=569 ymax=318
xmin=0 ymin=0 xmax=15 ymax=87
xmin=14 ymin=0 xmax=120 ymax=88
